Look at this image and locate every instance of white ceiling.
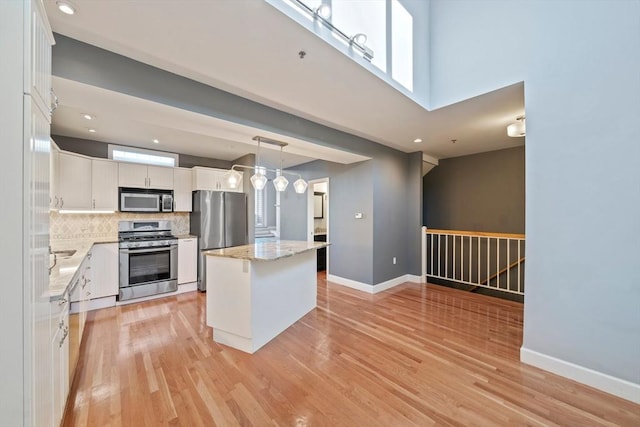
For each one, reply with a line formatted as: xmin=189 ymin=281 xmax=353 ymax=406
xmin=44 ymin=0 xmax=525 ymax=163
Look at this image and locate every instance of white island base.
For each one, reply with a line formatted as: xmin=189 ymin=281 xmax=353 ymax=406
xmin=206 ymin=249 xmax=317 ymax=353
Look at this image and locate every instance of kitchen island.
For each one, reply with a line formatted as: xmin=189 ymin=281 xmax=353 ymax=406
xmin=204 ymin=240 xmax=330 ymax=353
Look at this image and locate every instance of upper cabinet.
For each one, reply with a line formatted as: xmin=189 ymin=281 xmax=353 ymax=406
xmin=50 ymin=140 xmax=60 ymax=210
xmin=173 ymin=167 xmax=192 ymax=212
xmin=192 ymin=167 xmax=243 ymax=192
xmin=54 ymin=151 xmax=118 ymax=212
xmin=58 ymin=152 xmax=92 ymax=210
xmin=27 ymin=0 xmax=55 ymax=120
xmin=92 ymin=159 xmax=118 ymax=211
xmin=119 ymin=163 xmax=173 ymax=190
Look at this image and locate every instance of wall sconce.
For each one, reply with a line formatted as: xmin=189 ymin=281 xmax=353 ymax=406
xmin=507 ymin=116 xmax=526 ymax=137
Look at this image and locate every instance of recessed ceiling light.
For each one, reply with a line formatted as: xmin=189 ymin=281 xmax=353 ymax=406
xmin=152 ymin=139 xmax=160 ymax=144
xmin=88 ymin=128 xmax=96 ymax=133
xmin=82 ymin=114 xmax=93 ymax=120
xmin=413 ymin=138 xmax=423 ymax=143
xmin=56 ymin=0 xmax=75 ymax=15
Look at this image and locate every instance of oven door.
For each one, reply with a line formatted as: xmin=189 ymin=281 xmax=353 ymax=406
xmin=119 ymin=245 xmax=177 ymax=288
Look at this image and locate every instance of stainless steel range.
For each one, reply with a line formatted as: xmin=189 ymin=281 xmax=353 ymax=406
xmin=118 ymin=220 xmax=178 ymax=301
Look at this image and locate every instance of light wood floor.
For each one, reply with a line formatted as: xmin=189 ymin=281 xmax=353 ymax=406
xmin=63 ymin=274 xmax=639 ymax=426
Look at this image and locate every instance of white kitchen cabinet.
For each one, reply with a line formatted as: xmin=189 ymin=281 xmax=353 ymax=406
xmin=147 ymin=165 xmax=174 ymax=189
xmin=91 ymin=159 xmax=118 ymax=210
xmin=58 ymin=152 xmax=92 ymax=210
xmin=192 ymin=166 xmax=243 ymax=192
xmin=119 ymin=162 xmax=174 ymax=190
xmin=50 ymin=140 xmax=60 ymax=210
xmin=173 ymin=167 xmax=193 ymax=212
xmin=27 ymin=0 xmax=54 ymax=120
xmin=91 ymin=243 xmax=119 ymax=299
xmin=51 ymin=293 xmax=70 ymax=427
xmin=178 ymin=237 xmax=198 ymax=284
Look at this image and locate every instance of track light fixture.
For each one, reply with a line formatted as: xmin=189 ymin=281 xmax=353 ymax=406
xmin=292 ymin=0 xmax=374 ymax=61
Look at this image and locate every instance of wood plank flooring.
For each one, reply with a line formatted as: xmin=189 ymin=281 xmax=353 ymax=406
xmin=63 ymin=274 xmax=640 ymax=426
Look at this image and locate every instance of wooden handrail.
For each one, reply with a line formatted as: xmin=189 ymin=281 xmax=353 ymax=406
xmin=480 ymin=257 xmax=525 ymax=286
xmin=425 ymin=228 xmax=525 ymax=239
xmin=467 ymin=256 xmax=526 ymax=292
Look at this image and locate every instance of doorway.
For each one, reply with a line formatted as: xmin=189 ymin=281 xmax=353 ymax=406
xmin=307 ymin=178 xmax=329 ymax=273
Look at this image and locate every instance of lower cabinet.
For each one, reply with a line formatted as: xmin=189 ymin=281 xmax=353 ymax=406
xmin=91 ymin=243 xmax=119 ymax=299
xmin=51 ymin=293 xmax=70 ymax=427
xmin=69 ymin=250 xmax=92 ymax=394
xmin=178 ymin=237 xmax=198 ymax=284
xmin=314 ymin=234 xmax=327 ymax=271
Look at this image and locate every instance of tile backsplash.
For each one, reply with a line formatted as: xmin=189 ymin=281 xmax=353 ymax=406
xmin=50 ymin=211 xmax=190 ymax=240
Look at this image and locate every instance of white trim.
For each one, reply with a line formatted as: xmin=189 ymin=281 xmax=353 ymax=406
xmin=327 ymin=274 xmax=421 ymax=294
xmin=88 ymin=296 xmax=116 ymax=312
xmin=520 ymin=347 xmax=640 ymax=404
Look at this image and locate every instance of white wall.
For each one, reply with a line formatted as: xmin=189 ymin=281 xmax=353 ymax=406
xmin=430 ymin=0 xmax=640 ymax=400
xmin=0 ymin=2 xmax=26 ymax=424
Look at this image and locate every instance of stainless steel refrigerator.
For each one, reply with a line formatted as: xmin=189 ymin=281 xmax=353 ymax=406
xmin=190 ymin=191 xmax=248 ymax=291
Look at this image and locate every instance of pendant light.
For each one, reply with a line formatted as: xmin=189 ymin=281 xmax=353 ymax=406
xmin=272 ymin=146 xmax=289 ymax=192
xmin=293 ymin=178 xmax=308 ymax=194
xmin=222 ymin=168 xmax=242 ymax=189
xmin=250 ymin=138 xmax=267 ymax=190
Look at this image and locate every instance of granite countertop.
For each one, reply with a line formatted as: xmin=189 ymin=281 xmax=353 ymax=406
xmin=204 ymin=240 xmax=330 ymax=261
xmin=47 ymin=236 xmax=118 ymax=301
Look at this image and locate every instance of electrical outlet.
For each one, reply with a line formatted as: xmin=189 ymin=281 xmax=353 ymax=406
xmin=393 ymin=257 xmax=397 ymax=265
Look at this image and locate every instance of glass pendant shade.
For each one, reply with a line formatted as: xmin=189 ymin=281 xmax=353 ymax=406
xmin=250 ymin=171 xmax=267 ymax=190
xmin=223 ymin=169 xmax=242 ymax=189
xmin=273 ymin=174 xmax=289 ymax=192
xmin=293 ymin=178 xmax=308 ymax=194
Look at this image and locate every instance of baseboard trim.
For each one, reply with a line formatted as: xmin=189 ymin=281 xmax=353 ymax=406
xmin=520 ymin=347 xmax=640 ymax=404
xmin=326 ymin=274 xmax=421 ymax=294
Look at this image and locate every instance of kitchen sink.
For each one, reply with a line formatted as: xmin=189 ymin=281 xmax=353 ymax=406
xmin=53 ymin=249 xmax=77 ymax=258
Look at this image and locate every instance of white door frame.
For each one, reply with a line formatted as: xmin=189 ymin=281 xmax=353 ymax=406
xmin=307 ymin=178 xmax=329 ymax=271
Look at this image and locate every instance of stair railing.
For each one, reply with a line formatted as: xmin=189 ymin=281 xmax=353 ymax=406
xmin=421 ymin=227 xmax=525 ymax=295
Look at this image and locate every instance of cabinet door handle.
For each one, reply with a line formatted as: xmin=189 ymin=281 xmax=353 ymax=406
xmin=92 ymin=199 xmax=95 ymax=209
xmin=54 ymin=196 xmax=59 ymax=208
xmin=59 ymin=326 xmax=69 ymax=347
xmin=58 ymin=297 xmax=67 ymax=306
xmin=60 ymin=197 xmax=64 ymax=208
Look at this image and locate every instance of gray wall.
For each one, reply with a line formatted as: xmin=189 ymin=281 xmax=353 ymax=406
xmin=52 ymin=134 xmax=232 ymax=169
xmin=431 ymin=0 xmax=640 ymax=390
xmin=423 ymin=146 xmax=525 ymax=233
xmin=282 ymin=160 xmax=375 ymax=285
xmin=52 ymin=34 xmax=423 ymax=287
xmin=231 ymin=153 xmax=256 ymax=242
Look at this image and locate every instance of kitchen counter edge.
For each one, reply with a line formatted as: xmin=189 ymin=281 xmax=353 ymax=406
xmin=47 ymin=237 xmax=119 ymax=302
xmin=204 ymin=240 xmax=330 ymax=262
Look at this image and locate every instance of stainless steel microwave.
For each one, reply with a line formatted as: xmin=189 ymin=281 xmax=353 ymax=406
xmin=119 ymin=188 xmax=173 ymax=213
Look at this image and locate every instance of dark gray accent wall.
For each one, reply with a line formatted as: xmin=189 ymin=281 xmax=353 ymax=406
xmin=51 ymin=134 xmax=231 ymax=169
xmin=52 ymin=135 xmax=109 ymax=158
xmin=423 ymin=146 xmax=525 ymax=234
xmin=52 ymin=34 xmax=423 ymax=286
